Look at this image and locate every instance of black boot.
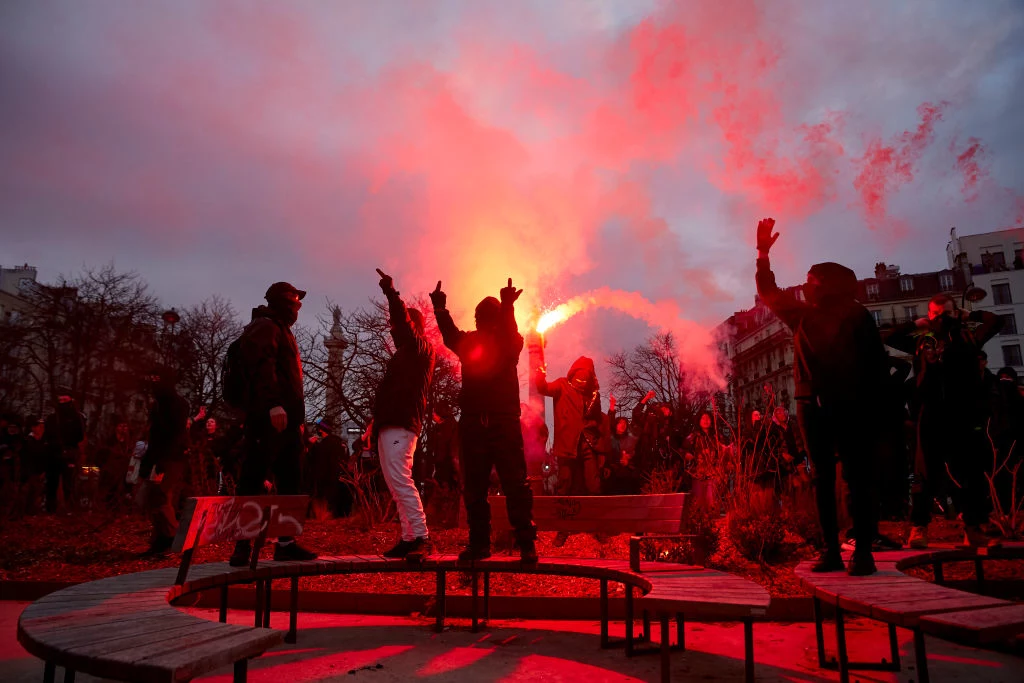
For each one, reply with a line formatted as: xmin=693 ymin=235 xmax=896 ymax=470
xmin=847 ymin=550 xmax=877 ymax=576
xmin=519 ymin=539 xmax=538 ymax=565
xmin=274 ymin=541 xmax=318 ymax=561
xmin=229 ymin=540 xmax=252 ymax=567
xmin=457 ymin=545 xmax=491 ymax=563
xmin=810 ymin=549 xmax=844 ymax=573
xmin=141 ymin=534 xmax=174 ymax=558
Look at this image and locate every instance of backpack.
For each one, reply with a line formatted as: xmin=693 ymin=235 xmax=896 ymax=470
xmin=222 ymin=333 xmax=249 ymax=409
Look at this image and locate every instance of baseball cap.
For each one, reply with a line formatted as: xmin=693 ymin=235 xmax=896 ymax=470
xmin=265 ymin=282 xmax=307 ymax=301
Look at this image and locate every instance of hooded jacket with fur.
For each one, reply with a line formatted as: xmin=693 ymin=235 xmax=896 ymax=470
xmin=535 ymin=356 xmax=603 ymax=459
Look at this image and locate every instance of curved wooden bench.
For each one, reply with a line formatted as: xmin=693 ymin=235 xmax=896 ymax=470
xmin=796 ymin=543 xmax=1024 ymax=683
xmin=17 ymin=564 xmax=280 ymax=683
xmin=19 ymin=554 xmax=769 ymax=683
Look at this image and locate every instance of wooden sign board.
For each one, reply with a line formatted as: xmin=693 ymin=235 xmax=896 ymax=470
xmin=171 ymin=495 xmax=308 ymax=553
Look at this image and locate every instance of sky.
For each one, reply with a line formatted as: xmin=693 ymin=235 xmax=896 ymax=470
xmin=2 ymin=0 xmax=1023 ymax=381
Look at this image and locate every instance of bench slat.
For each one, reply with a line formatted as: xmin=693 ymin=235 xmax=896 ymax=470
xmin=919 ymin=604 xmax=1024 ymax=644
xmin=136 ymin=628 xmax=283 ymax=681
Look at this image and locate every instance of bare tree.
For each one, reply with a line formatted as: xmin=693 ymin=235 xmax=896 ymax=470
xmin=606 ymin=331 xmax=715 ymax=433
xmin=176 ymin=296 xmax=244 ymax=413
xmin=18 ymin=264 xmax=161 ymax=433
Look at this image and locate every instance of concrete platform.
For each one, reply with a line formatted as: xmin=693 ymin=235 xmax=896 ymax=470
xmin=2 ymin=601 xmax=1021 ymax=681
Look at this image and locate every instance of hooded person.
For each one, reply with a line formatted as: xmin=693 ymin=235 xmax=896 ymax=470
xmin=138 ymin=366 xmax=190 ymax=555
xmin=229 ymin=282 xmax=317 ymax=566
xmin=755 ymin=218 xmax=890 ymax=576
xmin=432 ymin=278 xmax=537 ymax=564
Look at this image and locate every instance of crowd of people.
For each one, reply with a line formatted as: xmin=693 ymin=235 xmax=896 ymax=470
xmin=2 ymin=222 xmax=1022 ymax=577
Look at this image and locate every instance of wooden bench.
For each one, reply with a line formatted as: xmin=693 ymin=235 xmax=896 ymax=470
xmin=796 ymin=543 xmax=1024 ymax=683
xmin=19 ymin=492 xmax=769 ymax=683
xmin=489 ymin=493 xmax=767 ymax=683
xmin=17 ymin=494 xmax=309 ymax=682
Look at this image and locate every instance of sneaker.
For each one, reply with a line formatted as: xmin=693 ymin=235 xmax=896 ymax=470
xmin=457 ymin=546 xmax=491 ymax=563
xmin=874 ymin=533 xmax=902 ymax=551
xmin=383 ymin=539 xmax=418 ymax=559
xmin=404 ymin=537 xmax=434 ymax=563
xmin=553 ymin=532 xmax=569 ymax=548
xmin=908 ymin=526 xmax=928 ymax=549
xmin=273 ymin=541 xmax=318 ymax=562
xmin=963 ymin=526 xmax=1002 ymax=549
xmin=229 ymin=540 xmax=252 ymax=567
xmin=847 ymin=550 xmax=877 ymax=576
xmin=810 ymin=550 xmax=844 ymax=573
xmin=519 ymin=540 xmax=538 ymax=565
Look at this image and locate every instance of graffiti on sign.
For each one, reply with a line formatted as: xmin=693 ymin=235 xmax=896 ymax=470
xmin=554 ymin=497 xmax=581 ymax=520
xmin=196 ymin=498 xmax=304 ymax=545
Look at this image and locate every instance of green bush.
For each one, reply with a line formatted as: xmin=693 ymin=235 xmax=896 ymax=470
xmin=727 ymin=487 xmax=788 ymax=563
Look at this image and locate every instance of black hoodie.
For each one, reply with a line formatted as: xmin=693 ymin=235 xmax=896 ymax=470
xmin=756 ymin=257 xmax=889 ymax=405
xmin=436 ymin=300 xmax=523 ymax=417
xmin=239 ymin=305 xmax=305 ymax=425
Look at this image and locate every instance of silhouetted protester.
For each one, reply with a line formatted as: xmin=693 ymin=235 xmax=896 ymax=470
xmin=43 ymin=387 xmax=86 ymax=513
xmin=19 ymin=418 xmax=47 ymax=516
xmin=755 ymin=406 xmax=807 ymax=497
xmin=306 ymin=421 xmax=351 ymax=517
xmin=138 ymin=366 xmax=190 ymax=556
xmin=992 ymin=367 xmax=1024 ymax=512
xmin=372 ymin=269 xmax=436 ymax=560
xmin=756 ymin=217 xmax=890 ymax=575
xmin=886 ymin=294 xmax=1002 ymax=548
xmin=229 ymin=282 xmax=317 ymax=566
xmin=95 ymin=418 xmax=135 ymax=509
xmin=603 ymin=398 xmax=643 ymax=495
xmin=432 ymin=278 xmax=537 ymax=563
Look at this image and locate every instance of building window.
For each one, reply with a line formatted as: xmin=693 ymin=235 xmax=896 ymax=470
xmin=866 ymin=283 xmax=879 ymax=299
xmin=1000 ymin=313 xmax=1018 ymax=335
xmin=1003 ymin=344 xmax=1023 ymax=367
xmin=939 ymin=272 xmax=954 ymax=290
xmin=870 ymin=310 xmax=882 ymax=325
xmin=795 ymin=288 xmax=805 ymax=302
xmin=900 ymin=277 xmax=914 ymax=292
xmin=992 ymin=252 xmax=1007 ymax=271
xmin=993 ymin=283 xmax=1012 ymax=305
xmin=903 ymin=305 xmax=918 ymax=320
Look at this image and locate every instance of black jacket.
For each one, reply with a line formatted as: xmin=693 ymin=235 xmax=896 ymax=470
xmin=756 ymin=257 xmax=889 ymax=405
xmin=239 ymin=306 xmax=305 ymax=426
xmin=435 ymin=300 xmax=523 ymax=417
xmin=374 ymin=291 xmax=436 ymax=435
xmin=141 ymin=386 xmax=189 ymax=473
xmin=44 ymin=401 xmax=85 ymax=454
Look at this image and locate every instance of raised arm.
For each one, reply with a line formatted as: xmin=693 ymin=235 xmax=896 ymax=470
xmin=430 ymin=281 xmax=465 ymax=353
xmin=499 ymin=278 xmax=525 ymax=360
xmin=968 ymin=309 xmax=1003 ymax=346
xmin=755 ymin=218 xmax=809 ymax=330
xmin=530 ymin=338 xmax=561 ymax=397
xmin=377 ymin=269 xmax=416 ymax=349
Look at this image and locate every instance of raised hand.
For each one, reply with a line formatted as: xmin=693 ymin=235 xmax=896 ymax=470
xmin=500 ymin=277 xmax=523 ymax=305
xmin=429 ymin=281 xmax=447 ymax=309
xmin=609 ymin=394 xmax=616 ymax=413
xmin=642 ymin=390 xmax=656 ymax=404
xmin=375 ymin=268 xmax=395 ymax=294
xmin=756 ymin=217 xmax=779 ymax=255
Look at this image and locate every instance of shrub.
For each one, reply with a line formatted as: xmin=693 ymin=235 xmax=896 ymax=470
xmin=727 ymin=486 xmax=788 ymax=563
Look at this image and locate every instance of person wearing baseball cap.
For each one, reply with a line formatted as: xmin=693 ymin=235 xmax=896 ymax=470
xmin=228 ymin=281 xmax=317 ymax=566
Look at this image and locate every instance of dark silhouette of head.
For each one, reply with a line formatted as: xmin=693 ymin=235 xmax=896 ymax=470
xmin=805 ymin=262 xmax=857 ymax=306
xmin=475 ymin=296 xmax=501 ymax=330
xmin=265 ymin=282 xmax=305 ymax=326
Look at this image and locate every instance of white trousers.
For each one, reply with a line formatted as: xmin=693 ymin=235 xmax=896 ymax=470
xmin=377 ymin=427 xmax=428 ymax=541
